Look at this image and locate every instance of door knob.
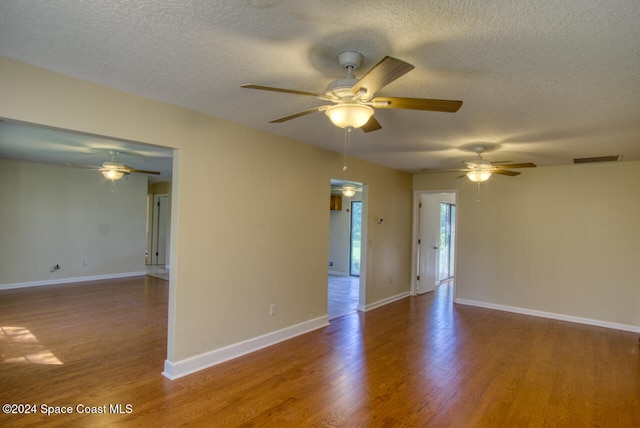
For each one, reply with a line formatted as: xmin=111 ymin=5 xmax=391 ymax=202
xmin=433 ymin=246 xmax=439 ymax=250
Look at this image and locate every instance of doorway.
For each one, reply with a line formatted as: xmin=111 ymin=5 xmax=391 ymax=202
xmin=414 ymin=191 xmax=457 ymax=295
xmin=328 ymin=180 xmax=366 ymax=320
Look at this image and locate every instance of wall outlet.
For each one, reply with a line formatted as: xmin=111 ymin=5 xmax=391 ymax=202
xmin=82 ymin=259 xmax=89 ymax=266
xmin=328 ymin=261 xmax=334 ymax=267
xmin=516 ymin=286 xmax=524 ymax=294
xmin=269 ymin=304 xmax=276 ymax=316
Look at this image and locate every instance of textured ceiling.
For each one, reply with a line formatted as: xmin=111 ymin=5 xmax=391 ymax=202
xmin=0 ymin=0 xmax=639 ymax=178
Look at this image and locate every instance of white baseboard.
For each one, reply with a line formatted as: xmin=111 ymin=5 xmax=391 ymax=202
xmin=328 ymin=270 xmax=349 ymax=276
xmin=455 ymin=298 xmax=640 ymax=333
xmin=358 ymin=291 xmax=410 ymax=312
xmin=162 ymin=315 xmax=329 ymax=380
xmin=0 ymin=271 xmax=147 ymax=291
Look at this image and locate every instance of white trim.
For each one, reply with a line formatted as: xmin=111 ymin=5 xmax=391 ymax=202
xmin=455 ymin=298 xmax=640 ymax=333
xmin=358 ymin=291 xmax=410 ymax=312
xmin=0 ymin=271 xmax=147 ymax=291
xmin=162 ymin=315 xmax=329 ymax=380
xmin=328 ymin=270 xmax=349 ymax=276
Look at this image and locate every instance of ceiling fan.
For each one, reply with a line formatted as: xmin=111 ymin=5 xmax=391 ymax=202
xmin=331 ymin=182 xmax=362 ymax=197
xmin=425 ymin=145 xmax=536 ymax=182
xmin=456 ymin=145 xmax=536 ymax=182
xmin=242 ymin=51 xmax=463 ymax=132
xmin=70 ymin=151 xmax=160 ymax=181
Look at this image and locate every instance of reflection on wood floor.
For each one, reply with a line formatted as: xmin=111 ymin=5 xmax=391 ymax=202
xmin=1 ymin=276 xmax=638 ymax=426
xmin=328 ymin=274 xmax=359 ymax=320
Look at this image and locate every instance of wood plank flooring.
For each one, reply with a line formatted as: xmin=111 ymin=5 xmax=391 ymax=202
xmin=1 ymin=277 xmax=639 ymax=427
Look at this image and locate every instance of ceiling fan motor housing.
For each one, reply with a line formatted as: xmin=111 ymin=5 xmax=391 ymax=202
xmin=325 ymin=78 xmax=359 ymax=99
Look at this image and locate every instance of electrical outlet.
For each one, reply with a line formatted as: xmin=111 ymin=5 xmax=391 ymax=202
xmin=82 ymin=259 xmax=89 ymax=266
xmin=328 ymin=261 xmax=334 ymax=267
xmin=269 ymin=304 xmax=276 ymax=316
xmin=516 ymin=286 xmax=524 ymax=294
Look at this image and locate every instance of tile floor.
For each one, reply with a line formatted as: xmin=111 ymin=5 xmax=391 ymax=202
xmin=328 ymin=274 xmax=360 ymax=320
xmin=145 ymin=265 xmax=169 ymax=280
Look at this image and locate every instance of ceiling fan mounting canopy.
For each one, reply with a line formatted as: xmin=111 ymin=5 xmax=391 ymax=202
xmin=241 ymin=50 xmax=463 ymax=132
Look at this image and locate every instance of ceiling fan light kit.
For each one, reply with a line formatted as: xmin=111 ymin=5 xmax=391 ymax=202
xmin=341 ymin=184 xmax=358 ymax=197
xmin=101 ymin=163 xmax=126 ymax=181
xmin=466 ymin=170 xmax=492 ymax=182
xmin=325 ymin=103 xmax=374 ymax=129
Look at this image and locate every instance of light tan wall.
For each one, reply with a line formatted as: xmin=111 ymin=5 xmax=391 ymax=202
xmin=149 ymin=181 xmax=171 ymax=194
xmin=0 ymin=159 xmax=147 ymax=286
xmin=414 ymin=161 xmax=640 ymax=327
xmin=0 ymin=57 xmax=413 ymax=362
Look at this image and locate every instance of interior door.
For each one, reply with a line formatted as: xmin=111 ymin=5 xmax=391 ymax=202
xmin=416 ymin=193 xmax=440 ymax=294
xmin=151 ymin=194 xmax=168 ymax=266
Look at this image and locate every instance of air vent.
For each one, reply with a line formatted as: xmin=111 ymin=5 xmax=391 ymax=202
xmin=573 ymin=155 xmax=619 ymax=164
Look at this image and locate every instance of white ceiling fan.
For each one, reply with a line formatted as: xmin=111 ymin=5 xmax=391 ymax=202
xmin=242 ymin=51 xmax=463 ymax=132
xmin=423 ymin=145 xmax=537 ymax=182
xmin=459 ymin=145 xmax=537 ymax=182
xmin=70 ymin=151 xmax=161 ymax=181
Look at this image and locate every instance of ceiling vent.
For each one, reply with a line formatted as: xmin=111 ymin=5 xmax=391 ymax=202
xmin=573 ymin=155 xmax=619 ymax=164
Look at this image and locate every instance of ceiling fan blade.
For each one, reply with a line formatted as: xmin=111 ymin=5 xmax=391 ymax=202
xmin=68 ymin=163 xmax=101 ymax=170
xmin=351 ymin=56 xmax=414 ymax=98
xmin=421 ymin=168 xmax=468 ymax=174
xmin=492 ymin=169 xmax=521 ymax=176
xmin=372 ymin=96 xmax=463 ymax=112
xmin=241 ymin=84 xmax=326 ymax=99
xmin=269 ymin=106 xmax=327 ymax=123
xmin=360 ymin=116 xmax=382 ymax=133
xmin=128 ymin=169 xmax=161 ymax=175
xmin=494 ymin=163 xmax=536 ymax=169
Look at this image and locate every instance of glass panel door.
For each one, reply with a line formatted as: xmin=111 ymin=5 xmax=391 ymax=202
xmin=350 ymin=201 xmax=362 ymax=276
xmin=439 ymin=203 xmax=455 ymax=281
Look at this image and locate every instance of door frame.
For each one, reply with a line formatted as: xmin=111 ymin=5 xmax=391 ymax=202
xmin=410 ymin=189 xmax=458 ymax=296
xmin=327 ymin=180 xmax=368 ymax=315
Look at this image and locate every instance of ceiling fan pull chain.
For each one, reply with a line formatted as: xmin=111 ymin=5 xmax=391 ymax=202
xmin=342 ymin=126 xmax=353 ymax=171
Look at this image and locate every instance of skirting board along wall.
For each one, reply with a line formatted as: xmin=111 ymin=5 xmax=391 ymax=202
xmin=0 ymin=271 xmax=147 ymax=291
xmin=164 ymin=291 xmax=412 ymax=380
xmin=163 ymin=316 xmax=330 ymax=380
xmin=358 ymin=291 xmax=410 ymax=313
xmin=455 ymin=298 xmax=640 ymax=334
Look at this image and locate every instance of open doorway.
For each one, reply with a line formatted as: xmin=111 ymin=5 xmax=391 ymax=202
xmin=328 ymin=179 xmax=365 ymax=320
xmin=413 ymin=191 xmax=457 ymax=295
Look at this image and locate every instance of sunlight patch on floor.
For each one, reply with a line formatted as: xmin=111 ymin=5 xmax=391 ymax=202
xmin=0 ymin=326 xmax=63 ymax=365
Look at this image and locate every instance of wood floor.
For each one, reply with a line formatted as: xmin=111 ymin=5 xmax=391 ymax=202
xmin=1 ymin=277 xmax=638 ymax=427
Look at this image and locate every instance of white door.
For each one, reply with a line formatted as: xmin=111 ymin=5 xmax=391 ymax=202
xmin=416 ymin=193 xmax=440 ymax=294
xmin=151 ymin=194 xmax=168 ymax=265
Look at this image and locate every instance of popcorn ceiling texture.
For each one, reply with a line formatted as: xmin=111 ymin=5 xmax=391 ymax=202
xmin=0 ymin=0 xmax=639 ymax=172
